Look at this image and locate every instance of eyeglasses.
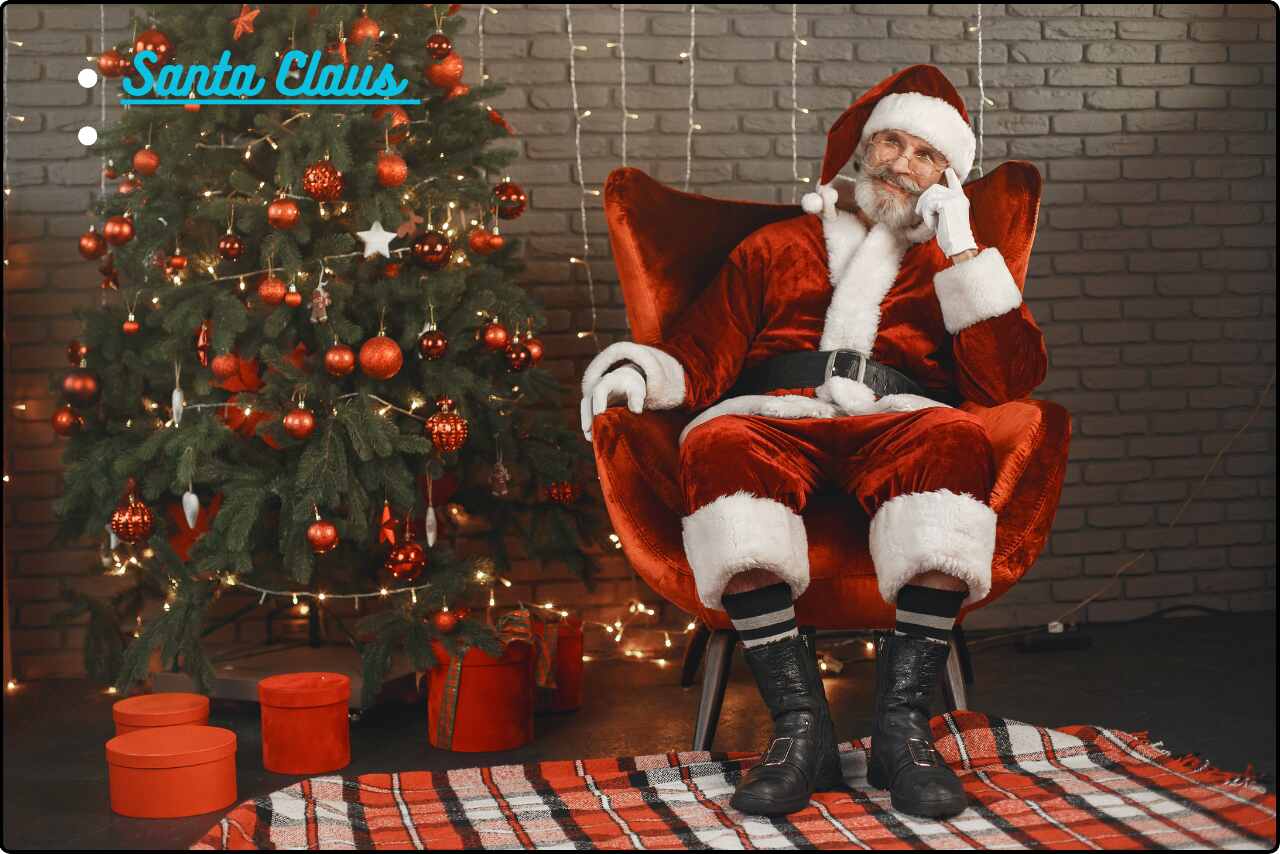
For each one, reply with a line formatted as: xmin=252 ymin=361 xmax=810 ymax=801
xmin=867 ymin=132 xmax=949 ymax=179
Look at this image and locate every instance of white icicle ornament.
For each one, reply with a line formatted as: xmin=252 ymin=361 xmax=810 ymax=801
xmin=182 ymin=489 xmax=200 ymax=529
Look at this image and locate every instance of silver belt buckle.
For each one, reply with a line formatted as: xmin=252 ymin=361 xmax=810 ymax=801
xmin=825 ymin=349 xmax=869 ymax=384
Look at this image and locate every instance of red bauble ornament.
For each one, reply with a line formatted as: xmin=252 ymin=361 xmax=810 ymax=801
xmin=505 ymin=340 xmax=532 ymax=372
xmin=79 ymin=227 xmax=108 ymax=260
xmin=284 ymin=286 xmax=303 ymax=308
xmin=494 ymin=180 xmax=527 ymax=220
xmin=62 ymin=369 xmax=100 ymax=406
xmin=446 ymin=83 xmax=470 ymax=100
xmin=350 ymin=14 xmax=381 ymax=46
xmin=257 ymin=275 xmax=287 ymax=305
xmin=411 ymin=230 xmax=451 ymax=269
xmin=425 ymin=31 xmax=453 ymax=60
xmin=385 ymin=524 xmax=426 ymax=581
xmin=267 ymin=197 xmax=300 ymax=230
xmin=359 ymin=335 xmax=403 ymax=380
xmin=426 ymin=398 xmax=469 ymax=452
xmin=480 ymin=319 xmax=509 ymax=351
xmin=382 ymin=262 xmax=402 ymax=279
xmin=210 ymin=352 xmax=240 ymax=381
xmin=467 ymin=227 xmax=491 ymax=255
xmin=184 ymin=99 xmax=202 ymax=113
xmin=424 ymin=51 xmax=464 ymax=90
xmin=376 ymin=151 xmax=408 ymax=188
xmin=111 ymin=483 xmax=155 ymax=543
xmin=52 ymin=406 xmax=82 ymax=437
xmin=418 ymin=328 xmax=448 ymax=360
xmin=97 ymin=49 xmax=128 ymax=78
xmin=432 ymin=610 xmax=459 ymax=634
xmin=302 ymin=160 xmax=344 ymax=202
xmin=524 ymin=336 xmax=544 ymax=364
xmin=103 ymin=215 xmax=135 ymax=246
xmin=67 ymin=340 xmax=88 ymax=365
xmin=218 ymin=232 xmax=245 ymax=260
xmin=545 ymin=481 xmax=581 ymax=505
xmin=372 ymin=105 xmax=410 ymax=145
xmin=486 ymin=232 xmax=506 ymax=252
xmin=134 ymin=28 xmax=174 ymax=65
xmin=118 ymin=175 xmax=142 ymax=195
xmin=324 ymin=343 xmax=356 ymax=376
xmin=282 ymin=407 xmax=316 ymax=439
xmin=167 ymin=251 xmax=187 ymax=271
xmin=307 ymin=519 xmax=339 ymax=554
xmin=122 ymin=314 xmax=141 ymax=336
xmin=132 ymin=147 xmax=160 ymax=176
xmin=103 ymin=163 xmax=119 ymax=180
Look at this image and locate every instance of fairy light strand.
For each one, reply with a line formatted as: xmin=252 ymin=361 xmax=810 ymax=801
xmin=976 ymin=4 xmax=985 ymax=177
xmin=478 ymin=5 xmax=486 ymax=83
xmin=565 ymin=4 xmax=599 ymax=350
xmin=790 ymin=4 xmax=800 ymax=202
xmin=683 ymin=4 xmax=696 ymax=191
xmin=99 ymin=4 xmax=107 ymax=199
xmin=619 ymin=4 xmax=628 ymax=167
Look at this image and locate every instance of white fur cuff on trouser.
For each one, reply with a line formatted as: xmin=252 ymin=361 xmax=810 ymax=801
xmin=868 ymin=488 xmax=997 ymax=608
xmin=681 ymin=490 xmax=810 ymax=611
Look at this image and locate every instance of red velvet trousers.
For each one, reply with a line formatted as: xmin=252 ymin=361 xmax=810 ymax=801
xmin=679 ymin=406 xmax=995 ymax=520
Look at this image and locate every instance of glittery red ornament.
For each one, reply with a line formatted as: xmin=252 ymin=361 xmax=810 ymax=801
xmin=52 ymin=406 xmax=82 ymax=437
xmin=282 ymin=407 xmax=316 ymax=439
xmin=217 ymin=232 xmax=245 ymax=260
xmin=359 ymin=335 xmax=403 ymax=380
xmin=302 ymin=160 xmax=344 ymax=202
xmin=350 ymin=14 xmax=381 ymax=45
xmin=385 ymin=524 xmax=426 ymax=581
xmin=62 ymin=369 xmax=100 ymax=406
xmin=480 ymin=320 xmax=509 ymax=351
xmin=418 ymin=328 xmax=448 ymax=360
xmin=524 ymin=336 xmax=544 ymax=364
xmin=257 ymin=274 xmax=287 ymax=305
xmin=376 ymin=151 xmax=408 ymax=188
xmin=103 ymin=215 xmax=135 ymax=246
xmin=505 ymin=340 xmax=532 ymax=372
xmin=324 ymin=343 xmax=356 ymax=376
xmin=307 ymin=519 xmax=339 ymax=554
xmin=66 ymin=340 xmax=88 ymax=365
xmin=411 ymin=230 xmax=451 ymax=269
xmin=97 ymin=48 xmax=128 ymax=78
xmin=372 ymin=105 xmax=410 ymax=145
xmin=426 ymin=31 xmax=453 ymax=60
xmin=466 ymin=227 xmax=491 ymax=255
xmin=118 ymin=175 xmax=142 ymax=195
xmin=112 ymin=483 xmax=155 ymax=543
xmin=79 ymin=227 xmax=108 ymax=260
xmin=132 ymin=147 xmax=159 ymax=176
xmin=426 ymin=398 xmax=469 ymax=452
xmin=545 ymin=481 xmax=581 ymax=505
xmin=432 ymin=610 xmax=458 ymax=634
xmin=210 ymin=352 xmax=240 ymax=381
xmin=424 ymin=51 xmax=464 ymax=90
xmin=267 ymin=196 xmax=300 ymax=230
xmin=122 ymin=314 xmax=141 ymax=335
xmin=134 ymin=28 xmax=174 ymax=65
xmin=382 ymin=262 xmax=402 ymax=279
xmin=167 ymin=251 xmax=187 ymax=271
xmin=494 ymin=180 xmax=527 ymax=219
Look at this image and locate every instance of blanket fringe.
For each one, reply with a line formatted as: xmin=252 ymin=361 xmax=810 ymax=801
xmin=1120 ymin=727 xmax=1269 ymax=794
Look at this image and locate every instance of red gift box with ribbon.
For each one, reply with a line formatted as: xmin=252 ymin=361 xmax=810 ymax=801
xmin=531 ymin=614 xmax=584 ymax=713
xmin=427 ymin=636 xmax=534 ymax=752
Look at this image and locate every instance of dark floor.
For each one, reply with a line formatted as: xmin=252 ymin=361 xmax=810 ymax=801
xmin=3 ymin=613 xmax=1275 ymax=851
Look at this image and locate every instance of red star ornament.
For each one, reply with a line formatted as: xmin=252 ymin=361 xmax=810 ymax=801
xmin=231 ymin=5 xmax=260 ymax=41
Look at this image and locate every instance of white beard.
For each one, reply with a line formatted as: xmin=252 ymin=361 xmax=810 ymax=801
xmin=853 ymin=173 xmax=924 ymax=232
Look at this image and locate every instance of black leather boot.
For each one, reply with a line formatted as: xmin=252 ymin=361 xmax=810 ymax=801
xmin=730 ymin=634 xmax=843 ymax=816
xmin=866 ymin=632 xmax=967 ymax=818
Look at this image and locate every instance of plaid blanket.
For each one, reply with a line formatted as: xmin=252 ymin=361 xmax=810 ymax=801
xmin=194 ymin=711 xmax=1275 ymax=850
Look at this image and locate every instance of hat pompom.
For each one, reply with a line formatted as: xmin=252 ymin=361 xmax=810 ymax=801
xmin=801 ymin=191 xmax=824 ymax=215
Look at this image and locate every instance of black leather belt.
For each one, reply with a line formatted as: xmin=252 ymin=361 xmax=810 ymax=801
xmin=726 ymin=349 xmax=958 ymax=406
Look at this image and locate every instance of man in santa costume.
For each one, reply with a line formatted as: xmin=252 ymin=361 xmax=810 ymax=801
xmin=581 ymin=65 xmax=1047 ymax=818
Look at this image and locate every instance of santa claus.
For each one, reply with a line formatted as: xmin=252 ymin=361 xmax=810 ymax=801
xmin=581 ymin=65 xmax=1048 ymax=818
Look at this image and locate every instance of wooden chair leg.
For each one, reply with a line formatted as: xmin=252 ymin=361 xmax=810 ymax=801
xmin=692 ymin=630 xmax=734 ymax=752
xmin=941 ymin=635 xmax=968 ymax=712
xmin=680 ymin=623 xmax=711 ymax=688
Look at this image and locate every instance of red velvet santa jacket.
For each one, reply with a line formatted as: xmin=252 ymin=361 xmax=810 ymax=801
xmin=582 ymin=196 xmax=1048 ymax=445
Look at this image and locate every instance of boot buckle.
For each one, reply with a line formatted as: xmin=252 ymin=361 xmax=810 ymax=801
xmin=906 ymin=737 xmax=941 ymax=767
xmin=762 ymin=737 xmax=794 ymax=766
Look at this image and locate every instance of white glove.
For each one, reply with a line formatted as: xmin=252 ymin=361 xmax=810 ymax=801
xmin=580 ymin=365 xmax=646 ymax=443
xmin=914 ymin=167 xmax=977 ymax=259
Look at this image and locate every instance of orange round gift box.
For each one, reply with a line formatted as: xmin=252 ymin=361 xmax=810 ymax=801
xmin=428 ymin=641 xmax=534 ymax=752
xmin=258 ymin=672 xmax=351 ymax=775
xmin=112 ymin=692 xmax=210 ymax=735
xmin=105 ymin=725 xmax=237 ymax=818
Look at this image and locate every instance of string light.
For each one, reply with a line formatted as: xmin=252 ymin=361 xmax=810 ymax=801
xmin=618 ymin=4 xmax=628 ymax=167
xmin=976 ymin=3 xmax=986 ymax=177
xmin=683 ymin=4 xmax=696 ymax=191
xmin=790 ymin=4 xmax=801 ymax=202
xmin=565 ymin=4 xmax=599 ymax=350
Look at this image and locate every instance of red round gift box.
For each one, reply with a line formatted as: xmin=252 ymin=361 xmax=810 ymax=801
xmin=105 ymin=725 xmax=237 ymax=818
xmin=428 ymin=641 xmax=533 ymax=752
xmin=112 ymin=692 xmax=210 ymax=735
xmin=257 ymin=672 xmax=351 ymax=775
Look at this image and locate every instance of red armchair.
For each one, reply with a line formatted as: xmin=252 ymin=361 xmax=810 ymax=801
xmin=590 ymin=166 xmax=1070 ymax=749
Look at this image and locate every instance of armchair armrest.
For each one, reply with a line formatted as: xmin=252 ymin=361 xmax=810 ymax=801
xmin=959 ymin=399 xmax=1048 ymax=515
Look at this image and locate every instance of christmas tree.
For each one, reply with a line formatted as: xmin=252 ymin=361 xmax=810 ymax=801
xmin=53 ymin=4 xmax=608 ymax=704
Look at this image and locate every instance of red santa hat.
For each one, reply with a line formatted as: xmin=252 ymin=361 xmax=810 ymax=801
xmin=802 ymin=64 xmax=976 ymax=215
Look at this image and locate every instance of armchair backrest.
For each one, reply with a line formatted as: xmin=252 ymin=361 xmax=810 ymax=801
xmin=602 ymin=162 xmax=1043 ymax=345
